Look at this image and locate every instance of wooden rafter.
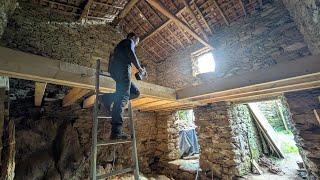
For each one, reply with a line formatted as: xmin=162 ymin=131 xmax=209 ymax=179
xmin=211 ymin=0 xmax=230 ymax=26
xmin=146 ymin=0 xmax=213 ymax=49
xmin=174 ymin=18 xmax=193 ymax=45
xmin=157 ymin=33 xmax=177 ymax=52
xmin=79 ymin=0 xmax=94 ymax=20
xmin=63 ymin=88 xmax=90 ymax=107
xmin=135 ymin=5 xmax=154 ymax=29
xmin=239 ymin=0 xmax=247 ymax=16
xmin=141 ymin=0 xmax=165 ymax=23
xmin=92 ymin=2 xmax=124 ymax=9
xmin=114 ymin=0 xmax=140 ymax=24
xmin=182 ymin=0 xmax=208 ymax=40
xmin=167 ymin=25 xmax=185 ymax=49
xmin=35 ymin=82 xmax=47 ymax=106
xmin=191 ymin=1 xmax=213 ymax=35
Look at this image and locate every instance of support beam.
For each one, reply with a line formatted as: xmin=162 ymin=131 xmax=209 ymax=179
xmin=177 ymin=55 xmax=320 ymax=100
xmin=35 ymin=82 xmax=47 ymax=106
xmin=145 ymin=0 xmax=213 ymax=49
xmin=0 ymin=47 xmax=176 ymax=101
xmin=114 ymin=0 xmax=139 ymax=24
xmin=79 ymin=0 xmax=93 ymax=20
xmin=192 ymin=1 xmax=213 ymax=35
xmin=211 ymin=0 xmax=229 ymax=26
xmin=182 ymin=0 xmax=208 ymax=40
xmin=239 ymin=0 xmax=247 ymax=16
xmin=63 ymin=88 xmax=91 ymax=107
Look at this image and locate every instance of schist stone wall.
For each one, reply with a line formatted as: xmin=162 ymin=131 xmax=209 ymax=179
xmin=1 ymin=2 xmax=158 ymax=83
xmin=0 ymin=0 xmax=16 ymax=37
xmin=10 ymin=79 xmax=158 ymax=179
xmin=282 ymin=0 xmax=320 ymax=55
xmin=284 ymin=88 xmax=320 ymax=180
xmin=194 ymin=102 xmax=263 ymax=179
xmin=156 ymin=0 xmax=310 ymax=89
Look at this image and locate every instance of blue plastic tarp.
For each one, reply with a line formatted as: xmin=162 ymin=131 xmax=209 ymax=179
xmin=179 ymin=129 xmax=200 ymax=157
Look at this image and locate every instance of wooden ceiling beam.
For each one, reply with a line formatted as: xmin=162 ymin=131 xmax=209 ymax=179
xmin=0 ymin=47 xmax=177 ymax=100
xmin=211 ymin=0 xmax=229 ymax=26
xmin=177 ymin=55 xmax=320 ymax=100
xmin=92 ymin=2 xmax=124 ymax=9
xmin=182 ymin=0 xmax=208 ymax=40
xmin=35 ymin=82 xmax=47 ymax=106
xmin=146 ymin=0 xmax=213 ymax=49
xmin=239 ymin=0 xmax=247 ymax=16
xmin=167 ymin=25 xmax=185 ymax=49
xmin=157 ymin=33 xmax=178 ymax=52
xmin=114 ymin=0 xmax=140 ymax=24
xmin=79 ymin=0 xmax=94 ymax=20
xmin=63 ymin=87 xmax=91 ymax=107
xmin=191 ymin=1 xmax=213 ymax=35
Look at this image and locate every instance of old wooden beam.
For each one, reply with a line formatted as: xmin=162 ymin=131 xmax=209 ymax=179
xmin=0 ymin=47 xmax=177 ymax=100
xmin=239 ymin=0 xmax=247 ymax=16
xmin=63 ymin=88 xmax=91 ymax=107
xmin=211 ymin=0 xmax=229 ymax=26
xmin=79 ymin=0 xmax=94 ymax=20
xmin=35 ymin=82 xmax=47 ymax=106
xmin=177 ymin=55 xmax=320 ymax=100
xmin=114 ymin=0 xmax=140 ymax=24
xmin=191 ymin=1 xmax=213 ymax=35
xmin=146 ymin=0 xmax=213 ymax=49
xmin=182 ymin=0 xmax=208 ymax=40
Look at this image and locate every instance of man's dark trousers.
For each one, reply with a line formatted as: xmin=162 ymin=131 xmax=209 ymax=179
xmin=102 ymin=66 xmax=140 ymax=134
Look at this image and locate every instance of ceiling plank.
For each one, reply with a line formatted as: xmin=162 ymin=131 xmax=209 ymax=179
xmin=191 ymin=1 xmax=213 ymax=35
xmin=63 ymin=87 xmax=91 ymax=107
xmin=146 ymin=0 xmax=213 ymax=49
xmin=239 ymin=0 xmax=247 ymax=16
xmin=35 ymin=82 xmax=47 ymax=106
xmin=92 ymin=2 xmax=124 ymax=9
xmin=79 ymin=0 xmax=94 ymax=20
xmin=177 ymin=15 xmax=193 ymax=44
xmin=182 ymin=0 xmax=208 ymax=40
xmin=167 ymin=25 xmax=185 ymax=49
xmin=157 ymin=33 xmax=177 ymax=52
xmin=211 ymin=0 xmax=229 ymax=26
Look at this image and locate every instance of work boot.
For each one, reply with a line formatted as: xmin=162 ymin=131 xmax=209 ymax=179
xmin=110 ymin=132 xmax=132 ymax=140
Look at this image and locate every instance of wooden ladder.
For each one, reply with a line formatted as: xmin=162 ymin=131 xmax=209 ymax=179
xmin=90 ymin=59 xmax=140 ymax=180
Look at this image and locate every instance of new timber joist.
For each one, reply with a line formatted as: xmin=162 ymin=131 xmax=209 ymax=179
xmin=0 ymin=46 xmax=176 ymax=101
xmin=177 ymin=55 xmax=320 ymax=103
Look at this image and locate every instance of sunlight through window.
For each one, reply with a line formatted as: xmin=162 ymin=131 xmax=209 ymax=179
xmin=197 ymin=52 xmax=215 ymax=74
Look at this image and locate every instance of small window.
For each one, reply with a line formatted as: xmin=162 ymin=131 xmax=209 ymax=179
xmin=192 ymin=48 xmax=215 ymax=76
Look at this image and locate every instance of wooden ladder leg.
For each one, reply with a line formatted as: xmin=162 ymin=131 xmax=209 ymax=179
xmin=128 ymin=101 xmax=140 ymax=179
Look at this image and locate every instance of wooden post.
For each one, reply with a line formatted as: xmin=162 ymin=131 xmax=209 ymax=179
xmin=34 ymin=82 xmax=47 ymax=106
xmin=276 ymin=101 xmax=288 ymax=131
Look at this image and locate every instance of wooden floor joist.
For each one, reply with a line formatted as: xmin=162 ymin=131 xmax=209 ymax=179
xmin=0 ymin=46 xmax=176 ymax=101
xmin=34 ymin=82 xmax=47 ymax=106
xmin=177 ymin=55 xmax=320 ymax=101
xmin=63 ymin=88 xmax=91 ymax=107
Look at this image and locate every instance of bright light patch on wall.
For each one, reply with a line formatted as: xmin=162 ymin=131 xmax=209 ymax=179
xmin=197 ymin=52 xmax=215 ymax=74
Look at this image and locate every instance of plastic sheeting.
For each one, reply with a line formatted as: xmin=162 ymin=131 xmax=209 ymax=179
xmin=179 ymin=129 xmax=200 ymax=157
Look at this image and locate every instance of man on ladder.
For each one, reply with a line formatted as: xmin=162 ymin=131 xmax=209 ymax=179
xmin=101 ymin=32 xmax=147 ymax=140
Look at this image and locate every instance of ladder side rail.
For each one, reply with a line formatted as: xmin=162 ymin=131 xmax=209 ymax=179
xmin=128 ymin=101 xmax=140 ymax=179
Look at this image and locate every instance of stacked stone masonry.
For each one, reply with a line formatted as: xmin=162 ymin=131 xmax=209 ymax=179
xmin=284 ymin=88 xmax=320 ymax=180
xmin=194 ymin=102 xmax=264 ymax=179
xmin=10 ymin=79 xmax=158 ymax=179
xmin=156 ymin=0 xmax=311 ymax=89
xmin=282 ymin=0 xmax=320 ymax=55
xmin=1 ymin=2 xmax=157 ymax=83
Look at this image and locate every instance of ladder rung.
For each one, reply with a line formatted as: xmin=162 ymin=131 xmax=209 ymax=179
xmin=97 ymin=116 xmax=129 ymax=119
xmin=97 ymin=167 xmax=133 ymax=179
xmin=99 ymin=73 xmax=110 ymax=77
xmin=97 ymin=139 xmax=132 ymax=146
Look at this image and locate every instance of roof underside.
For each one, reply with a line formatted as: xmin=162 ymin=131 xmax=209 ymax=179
xmin=24 ymin=0 xmax=264 ymax=63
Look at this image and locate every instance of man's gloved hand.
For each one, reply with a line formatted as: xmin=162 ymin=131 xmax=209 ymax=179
xmin=138 ymin=67 xmax=148 ymax=78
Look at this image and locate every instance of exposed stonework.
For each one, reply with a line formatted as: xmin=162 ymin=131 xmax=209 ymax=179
xmin=10 ymin=79 xmax=158 ymax=179
xmin=282 ymin=0 xmax=320 ymax=55
xmin=284 ymin=88 xmax=320 ymax=180
xmin=0 ymin=0 xmax=16 ymax=37
xmin=1 ymin=2 xmax=158 ymax=83
xmin=194 ymin=102 xmax=264 ymax=179
xmin=156 ymin=0 xmax=311 ymax=89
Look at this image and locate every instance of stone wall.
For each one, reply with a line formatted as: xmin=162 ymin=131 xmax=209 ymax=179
xmin=284 ymin=88 xmax=320 ymax=180
xmin=0 ymin=0 xmax=16 ymax=37
xmin=10 ymin=79 xmax=158 ymax=179
xmin=194 ymin=102 xmax=263 ymax=179
xmin=282 ymin=0 xmax=320 ymax=55
xmin=156 ymin=0 xmax=310 ymax=89
xmin=1 ymin=2 xmax=157 ymax=83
